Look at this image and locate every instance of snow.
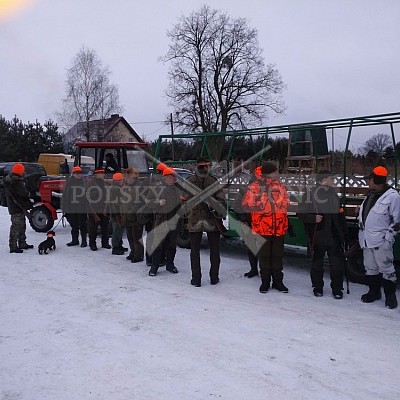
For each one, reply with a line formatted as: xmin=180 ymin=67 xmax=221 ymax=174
xmin=0 ymin=206 xmax=399 ymax=400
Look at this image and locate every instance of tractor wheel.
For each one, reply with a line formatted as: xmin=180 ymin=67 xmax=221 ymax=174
xmin=29 ymin=206 xmax=54 ymax=233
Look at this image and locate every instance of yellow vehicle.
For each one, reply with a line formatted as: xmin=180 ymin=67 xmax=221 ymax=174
xmin=37 ymin=153 xmax=95 ymax=176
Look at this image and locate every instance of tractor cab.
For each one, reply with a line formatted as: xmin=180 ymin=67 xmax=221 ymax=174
xmin=74 ymin=141 xmax=149 ymax=174
xmin=29 ymin=141 xmax=150 ymax=233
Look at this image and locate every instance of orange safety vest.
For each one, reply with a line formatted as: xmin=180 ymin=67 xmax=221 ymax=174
xmin=242 ymin=177 xmax=289 ymax=236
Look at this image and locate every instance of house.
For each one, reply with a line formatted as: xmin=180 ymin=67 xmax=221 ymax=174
xmin=65 ymin=114 xmax=144 ymax=143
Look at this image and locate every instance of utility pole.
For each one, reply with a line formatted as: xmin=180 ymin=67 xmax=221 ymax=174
xmin=170 ymin=113 xmax=175 ymax=160
xmin=331 ymin=128 xmax=335 ymax=169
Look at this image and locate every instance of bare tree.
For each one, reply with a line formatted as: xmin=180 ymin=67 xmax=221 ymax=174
xmin=58 ymin=47 xmax=122 ymax=141
xmin=161 ymin=5 xmax=286 ymax=159
xmin=360 ymin=133 xmax=392 ymax=157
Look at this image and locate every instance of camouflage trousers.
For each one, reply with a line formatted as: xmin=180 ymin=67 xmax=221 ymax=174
xmin=9 ymin=213 xmax=27 ymax=251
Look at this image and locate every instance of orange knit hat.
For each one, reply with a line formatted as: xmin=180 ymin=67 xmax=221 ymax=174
xmin=12 ymin=163 xmax=25 ymax=175
xmin=163 ymin=167 xmax=176 ymax=176
xmin=72 ymin=166 xmax=82 ymax=174
xmin=372 ymin=166 xmax=388 ymax=177
xmin=156 ymin=162 xmax=168 ymax=172
xmin=113 ymin=172 xmax=124 ymax=181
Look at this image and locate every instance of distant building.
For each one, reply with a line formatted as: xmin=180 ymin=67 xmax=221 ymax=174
xmin=65 ymin=114 xmax=144 ymax=143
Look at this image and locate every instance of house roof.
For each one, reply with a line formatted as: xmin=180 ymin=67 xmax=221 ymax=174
xmin=66 ymin=114 xmax=144 ymax=143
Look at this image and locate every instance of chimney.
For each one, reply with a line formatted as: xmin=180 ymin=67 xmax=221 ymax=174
xmin=111 ymin=114 xmax=119 ymax=119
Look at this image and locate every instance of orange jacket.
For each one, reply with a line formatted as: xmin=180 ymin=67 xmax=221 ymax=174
xmin=241 ymin=177 xmax=289 ymax=236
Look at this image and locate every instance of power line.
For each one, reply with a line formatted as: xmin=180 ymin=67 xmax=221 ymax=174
xmin=127 ymin=120 xmax=167 ymax=125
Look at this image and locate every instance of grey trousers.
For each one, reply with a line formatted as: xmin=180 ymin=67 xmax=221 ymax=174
xmin=363 ymin=240 xmax=397 ymax=282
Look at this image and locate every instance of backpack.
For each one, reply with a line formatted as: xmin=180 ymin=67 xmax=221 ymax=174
xmin=0 ymin=180 xmax=7 ymax=207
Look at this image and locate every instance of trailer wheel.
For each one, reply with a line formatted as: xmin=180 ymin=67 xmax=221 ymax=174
xmin=29 ymin=206 xmax=54 ymax=233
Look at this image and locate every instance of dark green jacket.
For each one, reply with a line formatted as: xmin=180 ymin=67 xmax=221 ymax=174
xmin=4 ymin=173 xmax=31 ymax=215
xmin=184 ymin=173 xmax=226 ymax=233
xmin=61 ymin=175 xmax=87 ymax=214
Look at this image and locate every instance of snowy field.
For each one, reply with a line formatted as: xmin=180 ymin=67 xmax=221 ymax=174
xmin=1 ymin=206 xmax=399 ymax=400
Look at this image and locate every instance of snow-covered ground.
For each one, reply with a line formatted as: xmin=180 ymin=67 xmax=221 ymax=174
xmin=1 ymin=207 xmax=399 ymax=400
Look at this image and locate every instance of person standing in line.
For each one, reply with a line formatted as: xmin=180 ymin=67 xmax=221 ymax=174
xmin=148 ymin=167 xmax=181 ymax=277
xmin=358 ymin=166 xmax=400 ymax=309
xmin=86 ymin=168 xmax=111 ymax=251
xmin=109 ymin=172 xmax=126 ymax=255
xmin=297 ymin=171 xmax=347 ymax=299
xmin=122 ymin=167 xmax=145 ymax=263
xmin=242 ymin=162 xmax=290 ymax=294
xmin=4 ymin=163 xmax=33 ymax=253
xmin=142 ymin=162 xmax=168 ymax=266
xmin=185 ymin=157 xmax=227 ymax=287
xmin=231 ymin=166 xmax=262 ymax=278
xmin=61 ymin=166 xmax=88 ymax=247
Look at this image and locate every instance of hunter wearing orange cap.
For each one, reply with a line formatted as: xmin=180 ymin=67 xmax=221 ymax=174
xmin=358 ymin=165 xmax=400 ymax=309
xmin=242 ymin=161 xmax=290 ymax=294
xmin=109 ymin=172 xmax=128 ymax=255
xmin=230 ymin=166 xmax=263 ymax=279
xmin=86 ymin=166 xmax=111 ymax=251
xmin=61 ymin=163 xmax=87 ymax=247
xmin=4 ymin=163 xmax=33 ymax=253
xmin=147 ymin=166 xmax=181 ymax=277
xmin=122 ymin=167 xmax=145 ymax=263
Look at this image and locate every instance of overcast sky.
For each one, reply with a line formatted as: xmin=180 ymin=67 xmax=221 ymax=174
xmin=0 ymin=0 xmax=399 ymax=150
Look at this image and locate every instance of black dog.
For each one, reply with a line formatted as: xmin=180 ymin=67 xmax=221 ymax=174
xmin=38 ymin=231 xmax=56 ymax=254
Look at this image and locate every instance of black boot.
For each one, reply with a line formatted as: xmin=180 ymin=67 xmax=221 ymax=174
xmin=245 ymin=251 xmax=258 ymax=277
xmin=259 ymin=280 xmax=270 ymax=293
xmin=67 ymin=233 xmax=79 ymax=247
xmin=383 ymin=279 xmax=398 ymax=309
xmin=166 ymin=265 xmax=179 ymax=274
xmin=19 ymin=242 xmax=34 ymax=250
xmin=271 ymin=270 xmax=289 ymax=293
xmin=80 ymin=234 xmax=87 ymax=248
xmin=259 ymin=271 xmax=271 ymax=293
xmin=244 ymin=268 xmax=258 ymax=278
xmin=361 ymin=274 xmax=382 ymax=303
xmin=149 ymin=266 xmax=159 ymax=276
xmin=112 ymin=247 xmax=125 ymax=255
xmin=10 ymin=248 xmax=23 ymax=254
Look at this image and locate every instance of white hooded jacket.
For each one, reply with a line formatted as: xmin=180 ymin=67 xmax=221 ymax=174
xmin=358 ymin=187 xmax=400 ymax=248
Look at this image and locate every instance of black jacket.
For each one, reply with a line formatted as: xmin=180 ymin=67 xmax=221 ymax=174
xmin=297 ymin=184 xmax=347 ymax=246
xmin=4 ymin=173 xmax=31 ymax=215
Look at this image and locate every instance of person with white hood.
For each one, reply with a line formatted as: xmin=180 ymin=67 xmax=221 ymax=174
xmin=358 ymin=166 xmax=400 ymax=309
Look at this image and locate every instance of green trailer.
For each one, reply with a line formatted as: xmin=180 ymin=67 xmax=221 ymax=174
xmin=154 ymin=112 xmax=400 ymax=283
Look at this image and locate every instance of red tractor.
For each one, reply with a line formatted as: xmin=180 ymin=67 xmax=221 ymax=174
xmin=29 ymin=141 xmax=149 ymax=232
